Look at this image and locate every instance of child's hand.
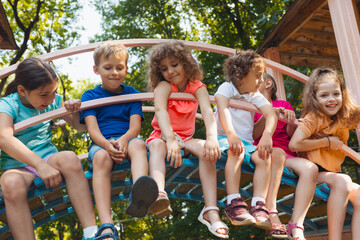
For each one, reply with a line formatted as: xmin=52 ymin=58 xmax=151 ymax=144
xmin=166 ymin=139 xmax=182 ymax=168
xmin=36 ymin=162 xmax=62 ymax=189
xmin=64 ymin=99 xmax=81 ymax=112
xmin=328 ymin=136 xmax=343 ymax=151
xmin=105 ymin=140 xmax=126 ymax=164
xmin=228 ymin=134 xmax=244 ymax=156
xmin=203 ymin=136 xmax=221 ymax=162
xmin=274 ymin=107 xmax=296 ymax=123
xmin=256 ymin=134 xmax=273 ymax=159
xmin=116 ymin=137 xmax=128 ymax=157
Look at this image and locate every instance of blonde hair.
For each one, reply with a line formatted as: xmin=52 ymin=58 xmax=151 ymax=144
xmin=302 ymin=67 xmax=360 ymax=127
xmin=93 ymin=41 xmax=129 ymax=66
xmin=147 ymin=40 xmax=203 ymax=91
xmin=223 ymin=49 xmax=265 ymax=85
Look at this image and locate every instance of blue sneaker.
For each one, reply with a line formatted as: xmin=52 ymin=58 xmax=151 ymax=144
xmin=125 ymin=175 xmax=158 ymax=218
xmin=94 ymin=223 xmax=120 ymax=240
xmin=82 ymin=236 xmax=94 ymax=240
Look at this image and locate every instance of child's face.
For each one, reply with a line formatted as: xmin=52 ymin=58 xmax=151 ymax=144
xmin=94 ymin=54 xmax=128 ymax=93
xmin=237 ymin=62 xmax=265 ymax=94
xmin=315 ymin=78 xmax=342 ymax=117
xmin=159 ymin=57 xmax=187 ymax=90
xmin=18 ymin=81 xmax=58 ymax=111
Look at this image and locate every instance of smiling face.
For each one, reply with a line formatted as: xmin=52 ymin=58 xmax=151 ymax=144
xmin=159 ymin=57 xmax=187 ymax=91
xmin=315 ymin=77 xmax=343 ymax=117
xmin=94 ymin=54 xmax=128 ymax=93
xmin=18 ymin=80 xmax=58 ymax=111
xmin=237 ymin=62 xmax=265 ymax=94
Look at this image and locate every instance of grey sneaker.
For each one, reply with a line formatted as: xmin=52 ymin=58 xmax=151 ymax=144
xmin=224 ymin=198 xmax=256 ymax=226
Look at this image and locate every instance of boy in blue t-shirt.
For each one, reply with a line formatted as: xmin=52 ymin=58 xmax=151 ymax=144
xmin=80 ymin=41 xmax=158 ymax=240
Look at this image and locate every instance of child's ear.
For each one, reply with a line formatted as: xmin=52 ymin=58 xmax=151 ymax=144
xmin=17 ymin=85 xmax=26 ymax=97
xmin=93 ymin=65 xmax=99 ymax=75
xmin=265 ymin=79 xmax=273 ymax=89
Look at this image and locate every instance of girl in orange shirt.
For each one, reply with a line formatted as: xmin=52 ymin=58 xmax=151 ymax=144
xmin=289 ymin=67 xmax=360 ymax=240
xmin=146 ymin=40 xmax=228 ymax=239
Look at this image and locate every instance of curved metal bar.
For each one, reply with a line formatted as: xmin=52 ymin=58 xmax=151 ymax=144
xmin=0 ymin=39 xmax=309 ymax=83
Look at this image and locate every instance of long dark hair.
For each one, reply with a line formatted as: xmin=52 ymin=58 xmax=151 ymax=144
xmin=5 ymin=58 xmax=58 ymax=96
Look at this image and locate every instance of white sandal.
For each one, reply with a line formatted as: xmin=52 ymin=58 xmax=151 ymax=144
xmin=198 ymin=206 xmax=229 ymax=239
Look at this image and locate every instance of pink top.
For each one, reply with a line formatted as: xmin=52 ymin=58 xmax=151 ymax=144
xmin=254 ymin=100 xmax=297 ymax=157
xmin=146 ymin=80 xmax=206 ymax=144
xmin=298 ymin=112 xmax=350 ymax=172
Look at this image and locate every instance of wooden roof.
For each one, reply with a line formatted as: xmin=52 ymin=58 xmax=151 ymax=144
xmin=0 ymin=0 xmax=18 ymax=50
xmin=257 ymin=0 xmax=360 ymax=68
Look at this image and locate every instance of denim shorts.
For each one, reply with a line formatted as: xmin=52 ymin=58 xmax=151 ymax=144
xmin=3 ymin=154 xmax=54 ymax=178
xmin=218 ymin=135 xmax=257 ymax=169
xmin=88 ymin=137 xmax=146 ymax=162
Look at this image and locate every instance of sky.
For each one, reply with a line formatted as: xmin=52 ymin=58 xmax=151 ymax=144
xmin=54 ymin=1 xmax=102 ymax=83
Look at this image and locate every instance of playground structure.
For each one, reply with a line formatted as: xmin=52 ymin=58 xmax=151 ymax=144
xmin=0 ymin=39 xmax=359 ymax=239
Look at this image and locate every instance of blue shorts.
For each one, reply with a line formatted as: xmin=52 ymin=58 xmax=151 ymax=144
xmin=88 ymin=137 xmax=146 ymax=162
xmin=218 ymin=135 xmax=257 ymax=169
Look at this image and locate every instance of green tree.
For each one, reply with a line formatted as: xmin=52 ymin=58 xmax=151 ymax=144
xmin=0 ymin=0 xmax=83 ymax=94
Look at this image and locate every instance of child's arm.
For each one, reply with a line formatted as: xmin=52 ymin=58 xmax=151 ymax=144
xmin=289 ymin=127 xmax=343 ymax=152
xmin=257 ymin=104 xmax=277 ymax=159
xmin=84 ymin=115 xmax=125 ymax=163
xmin=62 ymin=99 xmax=87 ymax=131
xmin=116 ymin=114 xmax=142 ymax=156
xmin=0 ymin=113 xmax=62 ymax=189
xmin=154 ymin=81 xmax=182 ymax=168
xmin=215 ymin=94 xmax=244 ymax=156
xmin=195 ymin=86 xmax=221 ymax=162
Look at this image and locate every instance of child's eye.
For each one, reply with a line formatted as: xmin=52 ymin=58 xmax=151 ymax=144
xmin=160 ymin=68 xmax=167 ymax=72
xmin=104 ymin=67 xmax=111 ymax=70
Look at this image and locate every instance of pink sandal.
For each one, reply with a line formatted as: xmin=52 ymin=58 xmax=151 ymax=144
xmin=267 ymin=209 xmax=288 ymax=239
xmin=287 ymin=222 xmax=306 ymax=240
xmin=149 ymin=190 xmax=173 ymax=218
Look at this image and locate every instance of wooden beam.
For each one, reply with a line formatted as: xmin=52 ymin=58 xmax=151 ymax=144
xmin=257 ymin=0 xmax=328 ymax=53
xmin=280 ymin=40 xmax=338 ymax=56
xmin=279 ymin=52 xmax=341 ymax=68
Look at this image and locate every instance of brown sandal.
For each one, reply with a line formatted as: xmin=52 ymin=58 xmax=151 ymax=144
xmin=149 ymin=190 xmax=173 ymax=218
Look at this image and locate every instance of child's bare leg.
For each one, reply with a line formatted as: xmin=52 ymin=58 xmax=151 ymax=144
xmin=318 ymin=172 xmax=352 ymax=240
xmin=128 ymin=139 xmax=148 ymax=181
xmin=90 ymin=150 xmax=114 ymax=225
xmin=251 ymin=151 xmax=271 ymax=199
xmin=266 ymin=148 xmax=285 ymax=225
xmin=286 ymin=157 xmax=318 ymax=238
xmin=186 ymin=139 xmax=227 ymax=236
xmin=48 ymin=151 xmax=96 ymax=228
xmin=225 ymin=150 xmax=244 ymax=195
xmin=1 ymin=170 xmax=35 ymax=240
xmin=148 ymin=139 xmax=167 ymax=191
xmin=349 ymin=183 xmax=360 ymax=238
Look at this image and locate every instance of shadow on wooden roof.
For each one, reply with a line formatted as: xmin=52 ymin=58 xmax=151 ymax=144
xmin=0 ymin=0 xmax=18 ymax=50
xmin=257 ymin=0 xmax=360 ymax=68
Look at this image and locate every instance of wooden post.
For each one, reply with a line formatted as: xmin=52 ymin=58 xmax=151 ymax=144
xmin=264 ymin=47 xmax=287 ymax=100
xmin=328 ymin=0 xmax=360 ymax=147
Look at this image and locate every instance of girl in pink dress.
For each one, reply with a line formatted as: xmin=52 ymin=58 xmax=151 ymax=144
xmin=146 ymin=40 xmax=229 ymax=239
xmin=254 ymin=73 xmax=318 ymax=240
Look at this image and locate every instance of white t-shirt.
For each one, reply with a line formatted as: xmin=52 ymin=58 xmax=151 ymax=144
xmin=214 ymin=81 xmax=270 ymax=143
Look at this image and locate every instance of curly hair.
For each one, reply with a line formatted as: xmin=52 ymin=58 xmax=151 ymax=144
xmin=147 ymin=40 xmax=203 ymax=91
xmin=223 ymin=49 xmax=265 ymax=85
xmin=302 ymin=67 xmax=360 ymax=127
xmin=93 ymin=40 xmax=129 ymax=66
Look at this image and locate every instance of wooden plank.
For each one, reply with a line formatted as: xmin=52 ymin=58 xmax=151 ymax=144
xmin=280 ymin=40 xmax=339 ymax=56
xmin=300 ymin=19 xmax=334 ymax=32
xmin=279 ymin=52 xmax=341 ymax=68
xmin=291 ymin=30 xmax=337 ymax=46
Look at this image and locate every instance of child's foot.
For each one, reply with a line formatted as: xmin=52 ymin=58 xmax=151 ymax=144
xmin=287 ymin=222 xmax=306 ymax=240
xmin=94 ymin=223 xmax=120 ymax=240
xmin=125 ymin=176 xmax=158 ymax=218
xmin=249 ymin=201 xmax=272 ymax=230
xmin=198 ymin=206 xmax=229 ymax=239
xmin=267 ymin=209 xmax=288 ymax=239
xmin=224 ymin=198 xmax=255 ymax=226
xmin=149 ymin=190 xmax=173 ymax=218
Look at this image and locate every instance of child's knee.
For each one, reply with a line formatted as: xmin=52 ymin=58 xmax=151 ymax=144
xmin=271 ymin=148 xmax=285 ymax=166
xmin=252 ymin=152 xmax=270 ymax=167
xmin=128 ymin=139 xmax=146 ymax=153
xmin=92 ymin=150 xmax=113 ymax=168
xmin=58 ymin=151 xmax=82 ymax=172
xmin=331 ymin=174 xmax=353 ymax=195
xmin=148 ymin=139 xmax=166 ymax=152
xmin=1 ymin=175 xmax=28 ymax=201
xmin=349 ymin=187 xmax=360 ymax=208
